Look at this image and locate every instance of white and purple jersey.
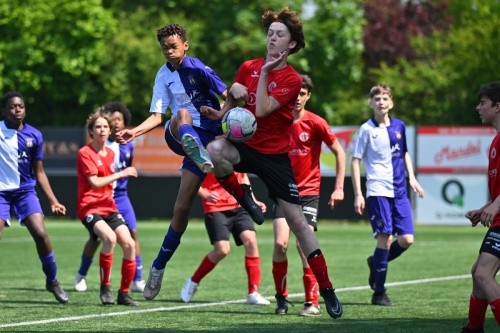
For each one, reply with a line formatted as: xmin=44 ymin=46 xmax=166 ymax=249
xmin=0 ymin=121 xmax=43 ymax=191
xmin=352 ymin=117 xmax=408 ymax=198
xmin=150 ymin=55 xmax=227 ymax=134
xmin=106 ymin=139 xmax=133 ymax=197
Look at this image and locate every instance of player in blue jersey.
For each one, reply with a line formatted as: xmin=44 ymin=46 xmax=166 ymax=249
xmin=0 ymin=91 xmax=69 ymax=304
xmin=351 ymin=84 xmax=424 ymax=306
xmin=74 ymin=102 xmax=145 ymax=293
xmin=116 ymin=23 xmax=228 ymax=300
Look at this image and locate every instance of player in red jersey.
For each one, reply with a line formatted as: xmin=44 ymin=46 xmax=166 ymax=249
xmin=461 ymin=81 xmax=500 ymax=333
xmin=272 ymin=74 xmax=346 ymax=316
xmin=77 ymin=109 xmax=139 ymax=306
xmin=180 ymin=172 xmax=269 ymax=305
xmin=201 ymin=7 xmax=343 ymax=319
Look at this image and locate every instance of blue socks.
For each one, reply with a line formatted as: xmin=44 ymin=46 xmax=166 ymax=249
xmin=373 ymin=248 xmax=389 ymax=293
xmin=152 ymin=225 xmax=183 ymax=270
xmin=39 ymin=252 xmax=57 ymax=283
xmin=388 ymin=240 xmax=407 ymax=261
xmin=179 ymin=124 xmax=203 ymax=147
xmin=78 ymin=254 xmax=94 ymax=276
xmin=134 ymin=255 xmax=143 ymax=281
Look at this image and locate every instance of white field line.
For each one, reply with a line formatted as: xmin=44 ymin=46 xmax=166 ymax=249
xmin=0 ymin=274 xmax=471 ymax=329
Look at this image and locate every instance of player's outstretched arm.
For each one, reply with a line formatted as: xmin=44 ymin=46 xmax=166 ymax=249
xmin=116 ymin=112 xmax=163 ymax=144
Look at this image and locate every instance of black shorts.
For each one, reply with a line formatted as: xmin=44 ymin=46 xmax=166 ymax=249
xmin=231 ymin=142 xmax=300 ymax=205
xmin=81 ymin=213 xmax=127 ymax=241
xmin=273 ymin=195 xmax=320 ymax=231
xmin=205 ymin=208 xmax=255 ymax=246
xmin=479 ymin=226 xmax=500 ymax=258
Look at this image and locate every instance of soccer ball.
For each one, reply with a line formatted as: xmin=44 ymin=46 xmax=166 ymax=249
xmin=221 ymin=107 xmax=257 ymax=143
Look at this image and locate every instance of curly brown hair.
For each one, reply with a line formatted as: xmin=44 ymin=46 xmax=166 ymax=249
xmin=262 ymin=7 xmax=305 ymax=54
xmin=156 ymin=23 xmax=187 ymax=43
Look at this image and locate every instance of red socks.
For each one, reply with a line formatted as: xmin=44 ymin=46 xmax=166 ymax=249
xmin=245 ymin=256 xmax=261 ymax=294
xmin=192 ymin=255 xmax=217 ymax=284
xmin=303 ymin=267 xmax=319 ymax=306
xmin=272 ymin=260 xmax=288 ymax=297
xmin=119 ymin=258 xmax=136 ymax=293
xmin=99 ymin=252 xmax=113 ymax=286
xmin=216 ymin=173 xmax=244 ymax=199
xmin=307 ymin=254 xmax=333 ymax=290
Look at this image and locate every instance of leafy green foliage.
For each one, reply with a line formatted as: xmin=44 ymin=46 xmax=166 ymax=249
xmin=0 ymin=0 xmax=116 ymax=125
xmin=371 ymin=0 xmax=500 ymax=125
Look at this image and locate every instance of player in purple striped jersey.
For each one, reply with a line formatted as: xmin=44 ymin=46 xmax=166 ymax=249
xmin=351 ymin=84 xmax=424 ymax=306
xmin=0 ymin=91 xmax=69 ymax=304
xmin=74 ymin=102 xmax=145 ymax=293
xmin=116 ymin=23 xmax=228 ymax=300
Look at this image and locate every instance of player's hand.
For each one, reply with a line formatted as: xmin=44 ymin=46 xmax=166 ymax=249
xmin=52 ymin=203 xmax=66 ymax=216
xmin=262 ymin=51 xmax=287 ymax=73
xmin=409 ymin=179 xmax=425 ymax=198
xmin=120 ymin=167 xmax=138 ymax=178
xmin=466 ymin=209 xmax=482 ymax=227
xmin=200 ymin=106 xmax=224 ymax=120
xmin=255 ymin=200 xmax=267 ymax=213
xmin=328 ymin=189 xmax=344 ymax=209
xmin=354 ymin=194 xmax=365 ymax=215
xmin=116 ymin=129 xmax=135 ymax=144
xmin=206 ymin=191 xmax=220 ymax=203
xmin=229 ymin=83 xmax=249 ymax=102
xmin=480 ymin=203 xmax=499 ymax=227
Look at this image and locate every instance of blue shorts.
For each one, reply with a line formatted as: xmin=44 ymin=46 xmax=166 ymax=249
xmin=114 ymin=194 xmax=137 ymax=230
xmin=164 ymin=120 xmax=216 ymax=180
xmin=0 ymin=188 xmax=43 ymax=227
xmin=366 ymin=196 xmax=414 ymax=237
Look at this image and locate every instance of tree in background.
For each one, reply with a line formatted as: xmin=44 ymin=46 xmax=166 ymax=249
xmin=0 ymin=0 xmax=496 ymax=127
xmin=371 ymin=0 xmax=500 ymax=125
xmin=0 ymin=0 xmax=116 ymax=125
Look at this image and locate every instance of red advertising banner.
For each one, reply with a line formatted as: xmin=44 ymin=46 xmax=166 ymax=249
xmin=417 ymin=126 xmax=496 ymax=173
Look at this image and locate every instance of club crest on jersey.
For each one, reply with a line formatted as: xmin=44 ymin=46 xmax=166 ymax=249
xmin=492 ymin=147 xmax=497 ymax=159
xmin=188 ymin=75 xmax=197 ymax=86
xmin=299 ymin=132 xmax=309 ymax=142
xmin=268 ymin=81 xmax=277 ymax=92
xmin=26 ymin=138 xmax=33 ymax=148
xmin=395 ymin=131 xmax=401 ymax=140
xmin=86 ymin=214 xmax=94 ymax=223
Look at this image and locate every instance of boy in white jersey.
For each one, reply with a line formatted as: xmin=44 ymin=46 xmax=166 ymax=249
xmin=351 ymin=84 xmax=424 ymax=306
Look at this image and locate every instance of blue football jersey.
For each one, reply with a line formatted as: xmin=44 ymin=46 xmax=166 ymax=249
xmin=106 ymin=139 xmax=133 ymax=196
xmin=150 ymin=55 xmax=227 ymax=135
xmin=0 ymin=121 xmax=43 ymax=191
xmin=352 ymin=117 xmax=408 ymax=198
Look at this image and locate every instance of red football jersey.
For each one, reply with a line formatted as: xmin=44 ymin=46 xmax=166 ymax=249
xmin=234 ymin=58 xmax=302 ymax=154
xmin=77 ymin=144 xmax=118 ymax=220
xmin=289 ymin=111 xmax=337 ymax=195
xmin=200 ymin=173 xmax=244 ymax=214
xmin=488 ymin=132 xmax=500 ymax=228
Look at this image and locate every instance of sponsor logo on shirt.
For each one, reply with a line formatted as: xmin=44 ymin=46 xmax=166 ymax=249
xmin=251 ymin=71 xmax=259 ymax=78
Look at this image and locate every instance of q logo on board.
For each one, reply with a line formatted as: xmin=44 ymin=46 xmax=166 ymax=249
xmin=441 ymin=179 xmax=465 ymax=207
